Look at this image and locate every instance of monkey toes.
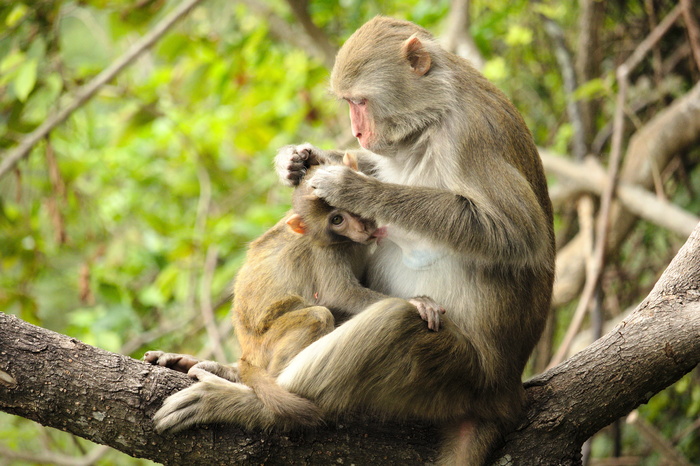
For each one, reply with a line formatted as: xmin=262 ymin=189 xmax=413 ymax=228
xmin=143 ymin=350 xmax=201 ymax=374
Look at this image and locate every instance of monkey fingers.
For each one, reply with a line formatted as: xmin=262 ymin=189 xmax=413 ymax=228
xmin=408 ymin=296 xmax=446 ymax=331
xmin=307 ymin=165 xmax=353 ymax=206
xmin=275 ymin=143 xmax=324 ymax=186
xmin=143 ymin=350 xmax=201 ymax=374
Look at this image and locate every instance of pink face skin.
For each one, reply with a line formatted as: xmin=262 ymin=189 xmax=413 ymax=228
xmin=330 ymin=210 xmax=386 ymax=245
xmin=347 ymin=99 xmax=373 ymax=149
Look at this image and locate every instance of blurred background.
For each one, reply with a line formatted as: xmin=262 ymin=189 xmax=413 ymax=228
xmin=0 ymin=0 xmax=698 ymax=464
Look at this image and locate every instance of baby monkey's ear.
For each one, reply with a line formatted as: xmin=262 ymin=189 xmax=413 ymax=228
xmin=286 ymin=214 xmax=307 ymax=235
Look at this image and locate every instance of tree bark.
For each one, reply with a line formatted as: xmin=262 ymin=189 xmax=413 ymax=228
xmin=1 ymin=223 xmax=699 ymax=464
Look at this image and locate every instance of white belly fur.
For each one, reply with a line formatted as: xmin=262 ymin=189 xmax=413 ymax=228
xmin=367 ymin=232 xmax=474 ymax=330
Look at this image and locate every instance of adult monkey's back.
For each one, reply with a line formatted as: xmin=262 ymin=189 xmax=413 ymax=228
xmin=156 ymin=17 xmax=554 ymax=465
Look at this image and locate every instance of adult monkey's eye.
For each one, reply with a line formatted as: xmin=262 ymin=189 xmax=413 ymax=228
xmin=330 ymin=215 xmax=344 ymax=225
xmin=345 ymin=98 xmax=366 ymax=106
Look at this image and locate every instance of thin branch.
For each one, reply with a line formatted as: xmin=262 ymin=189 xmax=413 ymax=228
xmin=548 ymin=65 xmax=628 ymax=369
xmin=542 ymin=16 xmax=587 ymax=159
xmin=200 ymin=245 xmax=227 ymax=362
xmin=0 ymin=0 xmax=206 ymax=180
xmin=284 ymin=0 xmax=336 ymax=69
xmin=626 ymin=411 xmax=692 ymax=466
xmin=624 ymin=4 xmax=682 ymax=72
xmin=680 ymin=0 xmax=700 ymax=71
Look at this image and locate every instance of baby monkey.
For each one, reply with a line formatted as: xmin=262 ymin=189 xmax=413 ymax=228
xmin=147 ymin=153 xmax=444 ymax=429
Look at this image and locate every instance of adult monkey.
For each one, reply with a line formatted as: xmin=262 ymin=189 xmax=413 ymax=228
xmin=155 ymin=16 xmax=554 ymax=465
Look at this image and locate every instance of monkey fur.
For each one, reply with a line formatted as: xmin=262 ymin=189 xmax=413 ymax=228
xmin=153 ymin=17 xmax=554 ymax=465
xmin=148 ymin=154 xmax=445 ymax=430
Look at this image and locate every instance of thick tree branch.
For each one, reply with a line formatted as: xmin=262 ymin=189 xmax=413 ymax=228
xmin=541 ymin=151 xmax=698 ymax=237
xmin=2 ymin=223 xmax=699 ymax=464
xmin=0 ymin=315 xmax=438 ymax=464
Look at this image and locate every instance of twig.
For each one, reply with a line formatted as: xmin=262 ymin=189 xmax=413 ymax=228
xmin=674 ymin=417 xmax=700 ymax=444
xmin=0 ymin=0 xmax=206 ymax=180
xmin=663 ymin=42 xmax=691 ymax=75
xmin=625 ymin=4 xmax=682 ymax=72
xmin=626 ymin=411 xmax=692 ymax=466
xmin=200 ymin=245 xmax=227 ymax=362
xmin=542 ymin=16 xmax=587 ymax=160
xmin=680 ymin=0 xmax=700 ymax=71
xmin=547 ymin=67 xmax=627 ymax=369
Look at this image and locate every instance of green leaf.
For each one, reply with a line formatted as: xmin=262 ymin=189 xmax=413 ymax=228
xmin=505 ymin=25 xmax=533 ymax=46
xmin=574 ymin=78 xmax=609 ymax=101
xmin=13 ymin=59 xmax=37 ymax=102
xmin=482 ymin=57 xmax=507 ymax=82
xmin=0 ymin=49 xmax=24 ymax=75
xmin=6 ymin=4 xmax=29 ymax=28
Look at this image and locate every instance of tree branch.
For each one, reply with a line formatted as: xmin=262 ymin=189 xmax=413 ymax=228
xmin=442 ymin=0 xmax=485 ymax=69
xmin=284 ymin=0 xmax=337 ymax=69
xmin=541 ymin=151 xmax=698 ymax=237
xmin=680 ymin=0 xmax=700 ymax=71
xmin=2 ymin=224 xmax=699 ymax=463
xmin=552 ymin=80 xmax=700 ymax=307
xmin=0 ymin=314 xmax=438 ymax=464
xmin=542 ymin=16 xmax=587 ymax=159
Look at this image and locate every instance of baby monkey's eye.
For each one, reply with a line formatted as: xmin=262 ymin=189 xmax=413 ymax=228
xmin=330 ymin=215 xmax=344 ymax=225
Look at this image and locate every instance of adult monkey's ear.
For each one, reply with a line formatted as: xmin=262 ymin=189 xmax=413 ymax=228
xmin=402 ymin=34 xmax=431 ymax=76
xmin=342 ymin=152 xmax=359 ymax=171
